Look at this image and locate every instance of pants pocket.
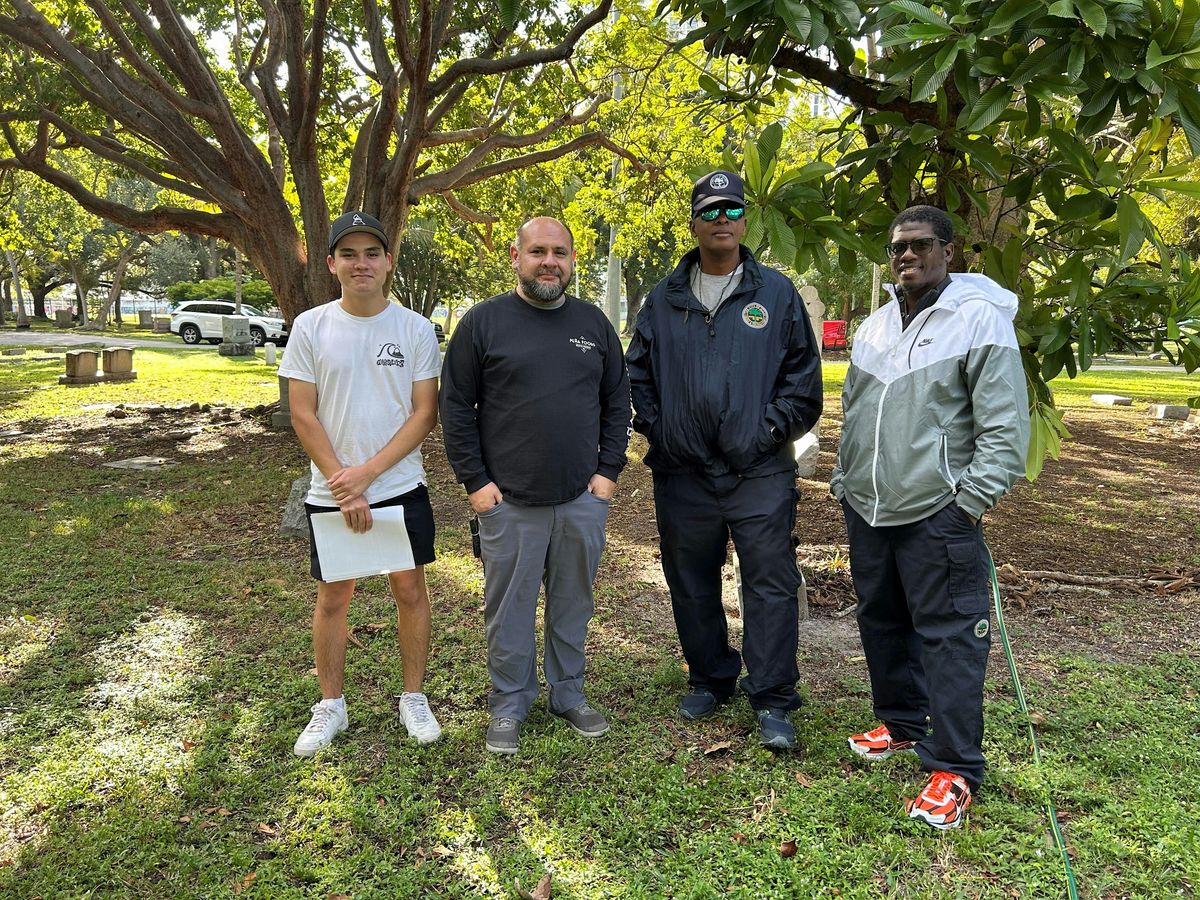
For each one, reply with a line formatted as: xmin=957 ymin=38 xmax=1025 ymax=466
xmin=947 ymin=540 xmax=987 ymax=615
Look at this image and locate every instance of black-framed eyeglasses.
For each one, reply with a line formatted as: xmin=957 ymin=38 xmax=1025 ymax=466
xmin=885 ymin=237 xmax=948 ymax=258
xmin=697 ymin=206 xmax=746 ymax=222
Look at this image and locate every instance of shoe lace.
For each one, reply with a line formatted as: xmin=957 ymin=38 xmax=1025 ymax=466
xmin=304 ymin=703 xmax=336 ymax=734
xmin=922 ymin=771 xmax=961 ymax=804
xmin=402 ymin=693 xmax=432 ymax=726
xmin=493 ymin=717 xmax=517 ymax=730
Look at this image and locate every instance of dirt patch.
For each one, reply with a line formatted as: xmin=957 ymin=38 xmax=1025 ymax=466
xmin=9 ymin=402 xmax=1199 ymax=674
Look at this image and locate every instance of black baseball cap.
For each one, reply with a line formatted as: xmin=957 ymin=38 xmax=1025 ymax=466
xmin=328 ymin=211 xmax=389 ymax=254
xmin=691 ymin=170 xmax=745 ymax=215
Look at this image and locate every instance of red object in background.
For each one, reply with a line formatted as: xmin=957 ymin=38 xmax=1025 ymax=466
xmin=823 ymin=320 xmax=848 ymax=351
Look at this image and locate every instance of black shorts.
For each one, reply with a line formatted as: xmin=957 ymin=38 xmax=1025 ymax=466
xmin=304 ymin=484 xmax=436 ymax=582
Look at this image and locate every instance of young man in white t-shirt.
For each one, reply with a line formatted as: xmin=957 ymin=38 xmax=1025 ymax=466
xmin=280 ymin=211 xmax=442 ymax=756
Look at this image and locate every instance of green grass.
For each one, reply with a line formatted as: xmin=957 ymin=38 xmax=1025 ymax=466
xmin=1048 ymin=367 xmax=1199 ymax=407
xmin=0 ymin=354 xmax=1197 ymax=897
xmin=0 ymin=350 xmax=280 ymax=422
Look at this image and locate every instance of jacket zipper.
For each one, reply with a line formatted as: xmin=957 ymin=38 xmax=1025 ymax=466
xmin=939 ymin=432 xmax=957 ymax=493
xmin=869 ymin=383 xmax=889 ymax=527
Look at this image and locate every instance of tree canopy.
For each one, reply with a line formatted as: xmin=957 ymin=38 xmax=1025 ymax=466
xmin=664 ymin=0 xmax=1200 ymax=472
xmin=0 ymin=0 xmax=634 ymax=320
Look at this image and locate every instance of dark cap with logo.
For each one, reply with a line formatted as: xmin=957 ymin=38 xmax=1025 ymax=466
xmin=691 ymin=170 xmax=745 ymax=216
xmin=328 ymin=211 xmax=389 ymax=254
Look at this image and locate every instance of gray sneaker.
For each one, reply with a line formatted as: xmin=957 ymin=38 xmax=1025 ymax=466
xmin=486 ymin=717 xmax=520 ymax=754
xmin=556 ymin=702 xmax=610 ymax=737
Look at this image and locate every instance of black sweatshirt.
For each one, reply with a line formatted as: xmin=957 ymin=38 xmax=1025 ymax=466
xmin=439 ymin=291 xmax=631 ymax=506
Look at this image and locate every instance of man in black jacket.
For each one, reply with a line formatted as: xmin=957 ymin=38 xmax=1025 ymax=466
xmin=440 ymin=217 xmax=631 ymax=755
xmin=627 ymin=171 xmax=822 ymax=749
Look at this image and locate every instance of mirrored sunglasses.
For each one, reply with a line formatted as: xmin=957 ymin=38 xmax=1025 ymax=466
xmin=885 ymin=237 xmax=948 ymax=258
xmin=697 ymin=206 xmax=746 ymax=222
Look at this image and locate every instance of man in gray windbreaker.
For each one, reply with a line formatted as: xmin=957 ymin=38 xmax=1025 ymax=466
xmin=831 ymin=205 xmax=1029 ymax=830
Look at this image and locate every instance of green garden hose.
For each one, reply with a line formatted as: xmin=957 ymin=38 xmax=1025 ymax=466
xmin=987 ymin=549 xmax=1080 ymax=900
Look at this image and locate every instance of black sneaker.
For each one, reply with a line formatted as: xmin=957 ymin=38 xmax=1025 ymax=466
xmin=757 ymin=709 xmax=795 ymax=750
xmin=678 ymin=688 xmax=729 ymax=720
xmin=556 ymin=702 xmax=610 ymax=737
xmin=486 ymin=717 xmax=520 ymax=754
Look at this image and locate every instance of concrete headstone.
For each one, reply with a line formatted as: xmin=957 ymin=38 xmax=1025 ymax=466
xmin=1091 ymin=394 xmax=1132 ymax=406
xmin=280 ymin=473 xmax=312 ymax=540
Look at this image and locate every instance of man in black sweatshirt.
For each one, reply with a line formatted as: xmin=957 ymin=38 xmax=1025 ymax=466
xmin=440 ymin=217 xmax=631 ymax=755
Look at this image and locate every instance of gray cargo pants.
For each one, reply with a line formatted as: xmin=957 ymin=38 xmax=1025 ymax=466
xmin=476 ymin=489 xmax=610 ymax=720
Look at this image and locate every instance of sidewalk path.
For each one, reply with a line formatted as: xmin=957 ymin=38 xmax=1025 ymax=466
xmin=0 ymin=330 xmax=206 ymax=351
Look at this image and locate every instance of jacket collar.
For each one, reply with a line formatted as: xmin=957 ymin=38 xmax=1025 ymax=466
xmin=665 ymin=244 xmax=764 ymax=310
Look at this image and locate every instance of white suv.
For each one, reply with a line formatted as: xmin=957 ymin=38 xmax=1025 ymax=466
xmin=169 ymin=300 xmax=288 ymax=347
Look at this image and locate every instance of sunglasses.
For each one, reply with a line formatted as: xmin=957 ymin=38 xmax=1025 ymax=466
xmin=885 ymin=237 xmax=948 ymax=258
xmin=697 ymin=206 xmax=746 ymax=222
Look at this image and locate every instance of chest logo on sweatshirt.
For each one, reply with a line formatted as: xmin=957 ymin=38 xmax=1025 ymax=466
xmin=741 ymin=302 xmax=768 ymax=329
xmin=570 ymin=335 xmax=597 ymax=354
xmin=375 ymin=343 xmax=407 ymax=367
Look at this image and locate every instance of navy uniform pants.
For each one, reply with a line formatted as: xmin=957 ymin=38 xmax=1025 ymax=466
xmin=842 ymin=499 xmax=992 ymax=790
xmin=654 ymin=470 xmax=802 ymax=711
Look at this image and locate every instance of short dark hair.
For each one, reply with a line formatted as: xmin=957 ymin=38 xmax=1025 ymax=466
xmin=889 ymin=205 xmax=953 ymax=244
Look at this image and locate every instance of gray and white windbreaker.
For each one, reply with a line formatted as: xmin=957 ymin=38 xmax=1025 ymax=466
xmin=830 ymin=273 xmax=1029 ymax=527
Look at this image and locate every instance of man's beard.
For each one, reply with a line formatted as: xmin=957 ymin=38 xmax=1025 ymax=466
xmin=519 ymin=271 xmax=568 ymax=303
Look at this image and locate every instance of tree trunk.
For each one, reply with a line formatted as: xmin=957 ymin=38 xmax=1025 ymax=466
xmin=622 ymin=268 xmax=643 ymax=335
xmin=69 ymin=261 xmax=89 ymax=326
xmin=89 ymin=243 xmax=139 ymax=330
xmin=30 ymin=285 xmax=49 ymax=320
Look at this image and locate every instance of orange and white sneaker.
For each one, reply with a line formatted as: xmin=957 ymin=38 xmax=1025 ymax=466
xmin=906 ymin=770 xmax=972 ymax=830
xmin=848 ymin=724 xmax=917 ymax=760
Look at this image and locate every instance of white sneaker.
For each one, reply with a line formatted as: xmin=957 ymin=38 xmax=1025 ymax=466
xmin=399 ymin=692 xmax=442 ymax=744
xmin=293 ymin=699 xmax=348 ymax=757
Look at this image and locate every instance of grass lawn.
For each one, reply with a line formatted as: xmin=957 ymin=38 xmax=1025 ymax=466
xmin=0 ymin=354 xmax=1196 ymax=898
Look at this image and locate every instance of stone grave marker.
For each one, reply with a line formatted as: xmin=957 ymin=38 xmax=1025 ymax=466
xmin=59 ymin=350 xmax=101 ymax=385
xmin=1 ymin=348 xmax=26 ymax=356
xmin=138 ymin=310 xmax=154 ymax=327
xmin=1149 ymin=404 xmax=1190 ymax=420
xmin=1091 ymin=393 xmax=1132 ymax=406
xmin=280 ymin=472 xmax=311 ymax=539
xmin=152 ymin=315 xmax=171 ymax=333
xmin=102 ymin=347 xmax=137 ymax=382
xmin=102 ymin=456 xmax=176 ymax=470
xmin=218 ymin=315 xmax=255 ymax=357
xmin=272 ymin=374 xmax=293 ymax=429
xmin=54 ymin=310 xmax=73 ymax=328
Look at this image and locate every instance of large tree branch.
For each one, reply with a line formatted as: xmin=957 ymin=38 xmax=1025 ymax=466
xmin=411 ymin=132 xmax=641 ymax=196
xmin=2 ymin=123 xmax=240 ymax=241
xmin=429 ymin=0 xmax=611 ymax=96
xmin=721 ymin=37 xmax=942 ymax=125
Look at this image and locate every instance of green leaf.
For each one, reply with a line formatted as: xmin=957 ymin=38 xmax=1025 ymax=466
xmin=1074 ymin=0 xmax=1108 ymax=34
xmin=1116 ymin=194 xmax=1146 ymax=264
xmin=775 ymin=0 xmax=812 ymax=42
xmin=1146 ymin=40 xmax=1182 ymax=68
xmin=958 ymin=83 xmax=1013 ymax=132
xmin=1150 ymin=179 xmax=1200 ymax=198
xmin=887 ymin=0 xmax=951 ymax=28
xmin=743 ymin=208 xmax=766 ymax=254
xmin=1009 ymin=42 xmax=1069 ymax=87
xmin=744 ymin=140 xmax=763 ymax=193
xmin=497 ymin=0 xmax=521 ymax=29
xmin=763 ymin=205 xmax=797 ymax=265
xmin=1047 ymin=0 xmax=1074 ymax=15
xmin=907 ymin=123 xmax=941 ymax=143
xmin=757 ymin=122 xmax=784 ymax=169
xmin=910 ymin=52 xmax=954 ymax=101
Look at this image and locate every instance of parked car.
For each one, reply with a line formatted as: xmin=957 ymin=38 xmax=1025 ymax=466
xmin=433 ymin=321 xmax=445 ymax=344
xmin=170 ymin=300 xmax=288 ymax=347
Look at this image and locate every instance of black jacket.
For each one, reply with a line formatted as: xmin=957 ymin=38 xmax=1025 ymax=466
xmin=627 ymin=246 xmax=822 ymax=478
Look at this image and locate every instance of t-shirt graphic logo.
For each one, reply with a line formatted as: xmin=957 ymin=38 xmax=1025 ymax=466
xmin=376 ymin=343 xmax=407 ymax=367
xmin=570 ymin=335 xmax=597 ymax=354
xmin=917 ymin=337 xmax=934 ymax=347
xmin=710 ymin=173 xmax=729 ymax=190
xmin=352 ymin=214 xmax=365 ymax=225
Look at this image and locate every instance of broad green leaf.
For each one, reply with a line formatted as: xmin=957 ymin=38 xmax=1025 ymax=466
xmin=1047 ymin=0 xmax=1074 ymax=15
xmin=1146 ymin=40 xmax=1183 ymax=68
xmin=1116 ymin=193 xmax=1146 ymax=263
xmin=907 ymin=122 xmax=940 ymax=143
xmin=910 ymin=53 xmax=954 ymax=100
xmin=1074 ymin=0 xmax=1108 ymax=34
xmin=497 ymin=0 xmax=521 ymax=29
xmin=763 ymin=206 xmax=797 ymax=264
xmin=775 ymin=0 xmax=812 ymax=42
xmin=958 ymin=83 xmax=1013 ymax=132
xmin=744 ymin=139 xmax=763 ymax=193
xmin=757 ymin=122 xmax=784 ymax=170
xmin=887 ymin=0 xmax=951 ymax=29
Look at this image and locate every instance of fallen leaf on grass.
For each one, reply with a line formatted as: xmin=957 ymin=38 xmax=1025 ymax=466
xmin=233 ymin=871 xmax=256 ymax=894
xmin=347 ymin=631 xmax=366 ymax=650
xmin=327 ymin=895 xmax=352 ymax=900
xmin=703 ymin=741 xmax=733 ymax=755
xmin=257 ymin=823 xmax=277 ymax=835
xmin=1028 ymin=711 xmax=1048 ymax=726
xmin=356 ymin=622 xmax=387 ymax=635
xmin=180 ymin=740 xmax=196 ymax=751
xmin=430 ymin=845 xmax=454 ymax=858
xmin=177 ymin=816 xmax=192 ymax=824
xmin=515 ymin=873 xmax=552 ymax=899
xmin=731 ymin=832 xmax=748 ymax=844
xmin=795 ymin=773 xmax=813 ymax=788
xmin=779 ymin=839 xmax=797 ymax=858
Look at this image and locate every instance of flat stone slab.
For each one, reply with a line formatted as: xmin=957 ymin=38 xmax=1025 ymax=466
xmin=1149 ymin=404 xmax=1190 ymax=420
xmin=1 ymin=348 xmax=26 ymax=356
xmin=101 ymin=456 xmax=176 ymax=470
xmin=1091 ymin=394 xmax=1132 ymax=406
xmin=280 ymin=473 xmax=311 ymax=540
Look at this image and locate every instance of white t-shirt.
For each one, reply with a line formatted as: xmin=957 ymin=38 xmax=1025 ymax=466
xmin=280 ymin=300 xmax=441 ymax=506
